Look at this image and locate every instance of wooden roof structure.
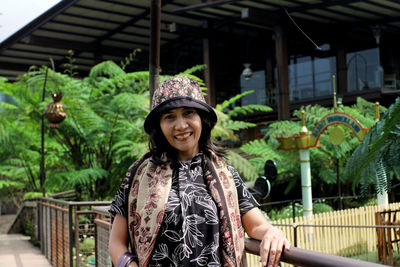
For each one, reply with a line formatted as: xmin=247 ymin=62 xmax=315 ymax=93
xmin=2 ymin=0 xmax=400 ymax=80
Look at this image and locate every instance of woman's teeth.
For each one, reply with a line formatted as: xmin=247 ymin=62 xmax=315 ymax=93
xmin=175 ymin=133 xmax=191 ymax=139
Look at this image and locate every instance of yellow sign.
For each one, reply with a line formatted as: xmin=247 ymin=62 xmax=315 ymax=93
xmin=276 ymin=112 xmax=369 ymax=150
xmin=310 ymin=112 xmax=369 ymax=146
xmin=276 ymin=134 xmax=320 ymax=151
xmin=329 ymin=126 xmax=345 ymax=145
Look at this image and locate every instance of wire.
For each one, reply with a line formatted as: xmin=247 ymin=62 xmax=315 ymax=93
xmin=284 ymin=8 xmax=322 ymax=50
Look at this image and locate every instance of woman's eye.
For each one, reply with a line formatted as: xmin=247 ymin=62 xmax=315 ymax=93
xmin=184 ymin=110 xmax=195 ymax=116
xmin=163 ymin=114 xmax=174 ymax=120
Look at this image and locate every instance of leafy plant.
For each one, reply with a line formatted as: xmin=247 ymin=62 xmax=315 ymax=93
xmin=213 ymin=90 xmax=273 ymax=181
xmin=345 ymin=97 xmax=400 ymax=194
xmin=241 ymin=98 xmax=380 ymax=199
xmin=0 ymin=59 xmax=271 ymax=202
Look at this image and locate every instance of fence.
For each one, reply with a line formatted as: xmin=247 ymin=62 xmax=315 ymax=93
xmin=246 ymin=202 xmax=400 ymax=266
xmin=35 ymin=198 xmax=111 ymax=267
xmin=14 ymin=198 xmax=398 ymax=266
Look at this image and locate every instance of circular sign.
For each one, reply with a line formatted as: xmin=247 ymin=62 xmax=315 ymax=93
xmin=252 ymin=176 xmax=271 ymax=199
xmin=329 ymin=126 xmax=345 ymax=145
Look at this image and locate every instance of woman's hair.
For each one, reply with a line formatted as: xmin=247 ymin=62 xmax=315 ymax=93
xmin=148 ymin=109 xmax=225 ymax=165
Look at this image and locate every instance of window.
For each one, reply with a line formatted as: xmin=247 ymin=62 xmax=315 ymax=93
xmin=346 ymin=48 xmax=381 ymax=91
xmin=288 ymin=55 xmax=336 ymax=101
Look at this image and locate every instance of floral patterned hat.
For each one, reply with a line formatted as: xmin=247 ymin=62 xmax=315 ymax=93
xmin=144 ymin=76 xmax=217 ymax=134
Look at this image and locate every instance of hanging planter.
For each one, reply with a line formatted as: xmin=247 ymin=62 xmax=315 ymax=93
xmin=46 ymin=92 xmax=67 ymax=128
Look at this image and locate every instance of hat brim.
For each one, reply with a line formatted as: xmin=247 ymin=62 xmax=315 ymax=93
xmin=144 ymin=96 xmax=217 ymax=134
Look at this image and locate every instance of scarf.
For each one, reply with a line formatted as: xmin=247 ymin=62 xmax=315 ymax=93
xmin=126 ymin=152 xmax=244 ymax=266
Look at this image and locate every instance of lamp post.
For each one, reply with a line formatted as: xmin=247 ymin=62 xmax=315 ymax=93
xmin=40 ymin=66 xmax=67 ymax=196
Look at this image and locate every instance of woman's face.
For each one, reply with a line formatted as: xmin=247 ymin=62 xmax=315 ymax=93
xmin=160 ymin=107 xmax=202 ymax=161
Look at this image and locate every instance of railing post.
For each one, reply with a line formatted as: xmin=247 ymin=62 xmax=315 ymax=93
xmin=292 ymin=200 xmax=296 ymax=222
xmin=68 ymin=204 xmax=73 ymax=267
xmin=294 ymin=224 xmax=298 ymax=248
xmin=37 ymin=200 xmax=43 ymax=254
xmin=75 ymin=206 xmax=80 ymax=267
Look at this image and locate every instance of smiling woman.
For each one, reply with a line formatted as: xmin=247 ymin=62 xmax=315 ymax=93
xmin=108 ymin=76 xmax=289 ymax=267
xmin=159 ymin=108 xmax=202 ymax=161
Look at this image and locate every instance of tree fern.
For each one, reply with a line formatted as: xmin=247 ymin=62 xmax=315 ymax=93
xmin=225 ymin=150 xmax=258 ymax=181
xmin=216 ymin=90 xmax=254 ymax=111
xmin=345 ymin=97 xmax=400 ymax=194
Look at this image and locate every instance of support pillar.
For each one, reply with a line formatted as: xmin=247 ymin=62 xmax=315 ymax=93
xmin=300 ymin=149 xmax=313 ymax=217
xmin=202 ymin=20 xmax=216 ymax=106
xmin=274 ymin=24 xmax=290 ymax=120
xmin=149 ymin=0 xmax=161 ymax=106
xmin=337 ymin=42 xmax=347 ymax=94
xmin=266 ymin=50 xmax=274 ymax=105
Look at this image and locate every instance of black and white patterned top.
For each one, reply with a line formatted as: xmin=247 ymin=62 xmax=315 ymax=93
xmin=109 ymin=154 xmax=259 ymax=267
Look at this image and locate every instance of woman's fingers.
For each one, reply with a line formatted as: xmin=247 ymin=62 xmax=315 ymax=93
xmin=272 ymin=238 xmax=284 ymax=266
xmin=260 ymin=238 xmax=271 ymax=266
xmin=260 ymin=229 xmax=290 ymax=267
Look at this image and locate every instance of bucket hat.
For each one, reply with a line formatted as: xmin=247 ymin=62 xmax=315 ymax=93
xmin=144 ymin=76 xmax=217 ymax=134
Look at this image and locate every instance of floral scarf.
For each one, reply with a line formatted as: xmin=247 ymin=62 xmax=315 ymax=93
xmin=126 ymin=153 xmax=244 ymax=266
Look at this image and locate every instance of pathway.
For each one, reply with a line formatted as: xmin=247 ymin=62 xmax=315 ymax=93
xmin=0 ymin=234 xmax=52 ymax=267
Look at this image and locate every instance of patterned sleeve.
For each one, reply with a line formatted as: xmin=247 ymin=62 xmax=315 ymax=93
xmin=109 ymin=179 xmax=128 ymax=218
xmin=227 ymin=165 xmax=260 ymax=216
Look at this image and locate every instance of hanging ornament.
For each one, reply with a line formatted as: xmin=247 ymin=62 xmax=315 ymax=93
xmin=46 ymin=92 xmax=67 ymax=128
xmin=242 ymin=63 xmax=253 ymax=80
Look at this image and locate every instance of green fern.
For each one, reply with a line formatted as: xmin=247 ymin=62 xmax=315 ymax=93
xmin=225 ymin=150 xmax=258 ymax=181
xmin=216 ymin=90 xmax=254 ymax=111
xmin=345 ymin=97 xmax=400 ymax=194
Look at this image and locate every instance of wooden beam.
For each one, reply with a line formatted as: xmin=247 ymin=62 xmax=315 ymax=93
xmin=274 ymin=24 xmax=290 ymax=120
xmin=241 ymin=8 xmax=280 ymax=28
xmin=202 ymin=20 xmax=216 ymax=107
xmin=149 ymin=0 xmax=161 ymax=105
xmin=26 ymin=36 xmax=133 ymax=57
xmin=172 ymin=0 xmax=238 ymax=14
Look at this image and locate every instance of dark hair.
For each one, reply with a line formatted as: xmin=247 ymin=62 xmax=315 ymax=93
xmin=148 ymin=109 xmax=225 ymax=165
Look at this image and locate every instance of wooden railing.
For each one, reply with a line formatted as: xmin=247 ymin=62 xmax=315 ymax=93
xmin=245 ymin=239 xmax=388 ymax=267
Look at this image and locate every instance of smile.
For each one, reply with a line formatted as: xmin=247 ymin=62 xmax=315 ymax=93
xmin=174 ymin=132 xmax=192 ymax=140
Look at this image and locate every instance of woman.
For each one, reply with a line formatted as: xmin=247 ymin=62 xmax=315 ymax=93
xmin=109 ymin=76 xmax=290 ymax=267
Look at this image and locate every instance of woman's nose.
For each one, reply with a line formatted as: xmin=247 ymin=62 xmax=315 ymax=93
xmin=174 ymin=116 xmax=188 ymax=130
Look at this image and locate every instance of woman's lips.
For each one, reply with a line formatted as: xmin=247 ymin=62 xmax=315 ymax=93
xmin=174 ymin=132 xmax=192 ymax=140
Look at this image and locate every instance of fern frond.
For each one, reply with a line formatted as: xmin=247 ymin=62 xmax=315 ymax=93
xmin=216 ymin=90 xmax=254 ymax=111
xmin=89 ymin=61 xmax=125 ymax=79
xmin=47 ymin=168 xmax=108 ymax=188
xmin=345 ymin=97 xmax=400 ymax=193
xmin=228 ymin=104 xmax=272 ymax=117
xmin=181 ymin=65 xmax=206 ymax=75
xmin=226 ymin=150 xmax=258 ymax=181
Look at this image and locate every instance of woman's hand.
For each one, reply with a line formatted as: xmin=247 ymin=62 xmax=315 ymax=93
xmin=259 ymin=226 xmax=290 ymax=267
xmin=242 ymin=208 xmax=290 ymax=267
xmin=129 ymin=262 xmax=139 ymax=267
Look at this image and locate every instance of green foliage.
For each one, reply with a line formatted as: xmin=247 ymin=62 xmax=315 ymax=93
xmin=345 ymin=97 xmax=400 ymax=194
xmin=63 ymin=50 xmax=78 ymax=77
xmin=268 ymin=202 xmax=333 ymax=221
xmin=0 ymin=60 xmax=151 ymax=200
xmin=225 ymin=150 xmax=258 ymax=181
xmin=0 ymin=59 xmax=270 ymax=201
xmin=120 ymin=48 xmax=141 ymax=70
xmin=212 ymin=91 xmax=274 ymax=181
xmin=242 ymin=97 xmax=382 ymax=198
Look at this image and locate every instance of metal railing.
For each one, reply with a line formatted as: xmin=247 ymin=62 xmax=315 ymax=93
xmin=14 ymin=198 xmax=396 ymax=267
xmin=35 ymin=198 xmax=111 ymax=267
xmin=245 ymin=239 xmax=388 ymax=267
